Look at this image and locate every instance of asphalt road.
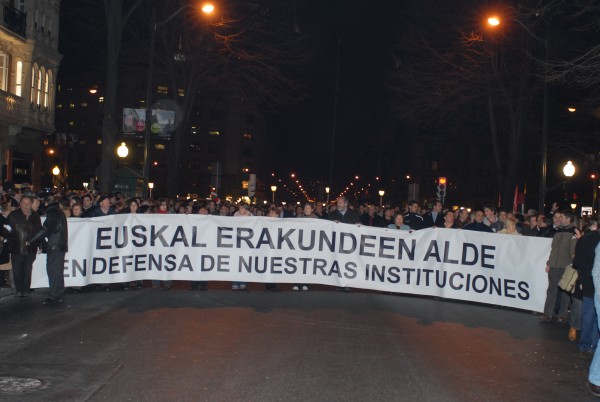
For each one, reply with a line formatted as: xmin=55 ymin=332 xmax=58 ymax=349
xmin=0 ymin=283 xmax=596 ymax=401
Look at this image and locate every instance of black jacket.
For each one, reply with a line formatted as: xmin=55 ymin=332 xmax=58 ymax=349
xmin=28 ymin=202 xmax=68 ymax=253
xmin=7 ymin=208 xmax=42 ymax=255
xmin=422 ymin=212 xmax=445 ymax=228
xmin=329 ymin=208 xmax=359 ymax=224
xmin=572 ymin=231 xmax=600 ymax=298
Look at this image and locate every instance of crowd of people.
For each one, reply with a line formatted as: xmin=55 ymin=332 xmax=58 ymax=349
xmin=2 ymin=185 xmax=600 ymax=395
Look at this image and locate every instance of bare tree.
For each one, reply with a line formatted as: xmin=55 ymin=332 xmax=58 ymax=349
xmin=149 ymin=0 xmax=313 ymax=197
xmin=387 ymin=0 xmax=559 ymax=207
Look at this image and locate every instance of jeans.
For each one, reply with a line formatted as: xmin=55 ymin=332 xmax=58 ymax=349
xmin=580 ymin=296 xmax=599 ymax=352
xmin=589 ymin=296 xmax=600 ymax=385
xmin=570 ymin=297 xmax=583 ymax=330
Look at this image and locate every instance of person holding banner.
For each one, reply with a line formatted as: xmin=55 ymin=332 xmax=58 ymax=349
xmin=7 ymin=195 xmax=42 ymax=298
xmin=329 ymin=196 xmax=359 ymax=225
xmin=232 ymin=204 xmax=253 ymax=290
xmin=541 ymin=210 xmax=580 ymax=322
xmin=27 ymin=201 xmax=68 ymax=305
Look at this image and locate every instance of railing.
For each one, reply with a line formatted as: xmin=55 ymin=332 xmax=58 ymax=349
xmin=3 ymin=2 xmax=26 ymax=38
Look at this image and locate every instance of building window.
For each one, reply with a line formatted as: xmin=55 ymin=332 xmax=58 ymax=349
xmin=0 ymin=53 xmax=8 ymax=92
xmin=15 ymin=60 xmax=22 ymax=96
xmin=30 ymin=65 xmax=36 ymax=103
xmin=157 ymin=85 xmax=168 ymax=94
xmin=69 ymin=103 xmax=75 ymax=108
xmin=154 ymin=143 xmax=165 ymax=150
xmin=18 ymin=0 xmax=26 ymax=12
xmin=43 ymin=71 xmax=49 ymax=107
xmin=242 ymin=132 xmax=253 ymax=140
xmin=37 ymin=68 xmax=43 ymax=105
xmin=81 ymin=102 xmax=88 ymax=107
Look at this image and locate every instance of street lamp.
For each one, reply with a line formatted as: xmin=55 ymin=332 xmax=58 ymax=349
xmin=270 ymin=185 xmax=277 ymax=203
xmin=325 ymin=186 xmax=330 ymax=205
xmin=378 ymin=190 xmax=385 ymax=206
xmin=143 ymin=2 xmax=216 ymax=198
xmin=148 ymin=182 xmax=154 ymax=199
xmin=563 ymin=160 xmax=575 ymax=202
xmin=117 ymin=142 xmax=129 ymax=158
xmin=563 ymin=161 xmax=575 ymax=177
xmin=52 ymin=166 xmax=60 ymax=189
xmin=487 ymin=14 xmax=548 ymax=213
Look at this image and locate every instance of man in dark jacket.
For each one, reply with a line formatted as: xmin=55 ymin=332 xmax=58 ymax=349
xmin=329 ymin=196 xmax=359 ymax=224
xmin=28 ymin=202 xmax=68 ymax=304
xmin=8 ymin=195 xmax=42 ymax=297
xmin=572 ymin=219 xmax=600 ymax=352
xmin=463 ymin=210 xmax=494 ymax=233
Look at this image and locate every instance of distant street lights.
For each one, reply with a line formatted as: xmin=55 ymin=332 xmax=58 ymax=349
xmin=270 ymin=185 xmax=277 ymax=203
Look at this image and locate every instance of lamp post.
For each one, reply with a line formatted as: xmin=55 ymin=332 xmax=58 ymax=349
xmin=52 ymin=166 xmax=60 ymax=189
xmin=148 ymin=182 xmax=154 ymax=199
xmin=143 ymin=2 xmax=215 ymax=198
xmin=378 ymin=190 xmax=385 ymax=206
xmin=591 ymin=173 xmax=598 ymax=214
xmin=325 ymin=186 xmax=330 ymax=205
xmin=563 ymin=160 xmax=575 ymax=202
xmin=487 ymin=14 xmax=548 ymax=213
xmin=270 ymin=185 xmax=277 ymax=204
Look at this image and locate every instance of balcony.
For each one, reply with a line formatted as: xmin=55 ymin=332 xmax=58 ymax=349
xmin=2 ymin=3 xmax=26 ymax=38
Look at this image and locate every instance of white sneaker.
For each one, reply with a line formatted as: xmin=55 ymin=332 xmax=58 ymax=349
xmin=302 ymin=286 xmax=309 ymax=291
xmin=292 ymin=286 xmax=299 ymax=291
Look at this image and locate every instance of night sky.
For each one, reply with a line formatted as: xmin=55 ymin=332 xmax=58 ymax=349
xmin=268 ymin=0 xmax=400 ymax=182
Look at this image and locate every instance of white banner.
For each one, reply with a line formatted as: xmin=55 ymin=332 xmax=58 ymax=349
xmin=31 ymin=215 xmax=551 ymax=311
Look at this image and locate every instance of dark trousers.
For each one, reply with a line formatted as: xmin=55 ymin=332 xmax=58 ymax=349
xmin=11 ymin=253 xmax=36 ymax=293
xmin=543 ymin=266 xmax=570 ymax=318
xmin=47 ymin=252 xmax=65 ymax=299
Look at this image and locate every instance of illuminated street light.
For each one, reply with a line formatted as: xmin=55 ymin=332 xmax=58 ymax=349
xmin=271 ymin=185 xmax=277 ymax=203
xmin=52 ymin=166 xmax=60 ymax=176
xmin=201 ymin=2 xmax=215 ymax=14
xmin=378 ymin=190 xmax=385 ymax=206
xmin=487 ymin=16 xmax=500 ymax=26
xmin=148 ymin=182 xmax=154 ymax=199
xmin=568 ymin=107 xmax=576 ymax=113
xmin=117 ymin=142 xmax=129 ymax=158
xmin=563 ymin=161 xmax=575 ymax=177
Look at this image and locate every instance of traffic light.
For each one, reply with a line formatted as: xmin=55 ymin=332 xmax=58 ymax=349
xmin=437 ymin=177 xmax=447 ymax=198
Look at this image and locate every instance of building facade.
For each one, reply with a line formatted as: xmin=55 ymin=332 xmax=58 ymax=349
xmin=0 ymin=0 xmax=61 ymax=189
